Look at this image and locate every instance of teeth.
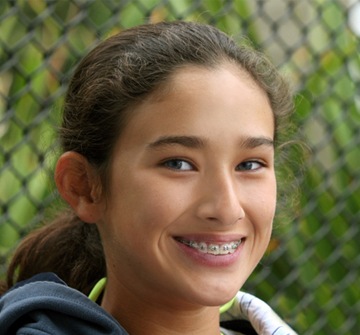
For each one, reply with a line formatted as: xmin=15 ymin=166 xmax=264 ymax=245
xmin=198 ymin=242 xmax=207 ymax=253
xmin=179 ymin=239 xmax=242 ymax=256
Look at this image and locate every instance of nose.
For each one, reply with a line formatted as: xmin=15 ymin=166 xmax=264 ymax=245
xmin=196 ymin=171 xmax=245 ymax=226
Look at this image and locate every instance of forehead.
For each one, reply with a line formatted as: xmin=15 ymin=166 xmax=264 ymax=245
xmin=152 ymin=63 xmax=266 ymax=103
xmin=116 ymin=64 xmax=274 ymax=150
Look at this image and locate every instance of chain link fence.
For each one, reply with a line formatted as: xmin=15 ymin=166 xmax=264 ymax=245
xmin=1 ymin=0 xmax=359 ymax=334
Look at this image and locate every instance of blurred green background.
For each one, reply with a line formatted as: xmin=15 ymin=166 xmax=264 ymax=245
xmin=0 ymin=0 xmax=359 ymax=334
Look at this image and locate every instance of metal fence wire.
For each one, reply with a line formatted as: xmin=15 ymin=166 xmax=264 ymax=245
xmin=0 ymin=0 xmax=359 ymax=334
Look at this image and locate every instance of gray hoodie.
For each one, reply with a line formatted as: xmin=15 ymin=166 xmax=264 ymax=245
xmin=0 ymin=273 xmax=297 ymax=335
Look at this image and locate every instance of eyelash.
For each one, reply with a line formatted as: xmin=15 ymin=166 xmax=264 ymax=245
xmin=236 ymin=160 xmax=265 ymax=171
xmin=161 ymin=158 xmax=265 ymax=172
xmin=161 ymin=158 xmax=195 ymax=171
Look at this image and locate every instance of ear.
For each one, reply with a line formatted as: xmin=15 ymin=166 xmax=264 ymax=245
xmin=55 ymin=151 xmax=104 ymax=223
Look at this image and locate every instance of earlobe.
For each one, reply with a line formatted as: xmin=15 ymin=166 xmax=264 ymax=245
xmin=55 ymin=151 xmax=104 ymax=223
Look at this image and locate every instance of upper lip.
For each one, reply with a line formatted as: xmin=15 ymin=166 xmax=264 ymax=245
xmin=174 ymin=234 xmax=245 ymax=244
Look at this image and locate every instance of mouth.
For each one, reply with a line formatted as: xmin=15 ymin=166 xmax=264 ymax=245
xmin=175 ymin=237 xmax=243 ymax=256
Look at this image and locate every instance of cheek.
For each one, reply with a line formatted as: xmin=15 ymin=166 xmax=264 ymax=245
xmin=111 ymin=174 xmax=189 ymax=234
xmin=249 ymin=177 xmax=277 ymax=217
xmin=244 ymin=178 xmax=276 ymax=243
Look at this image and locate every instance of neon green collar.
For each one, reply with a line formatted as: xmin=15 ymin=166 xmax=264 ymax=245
xmin=219 ymin=295 xmax=236 ymax=314
xmin=88 ymin=277 xmax=236 ymax=314
xmin=88 ymin=277 xmax=107 ymax=302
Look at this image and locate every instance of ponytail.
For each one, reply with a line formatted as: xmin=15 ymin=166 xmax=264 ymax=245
xmin=0 ymin=210 xmax=105 ymax=296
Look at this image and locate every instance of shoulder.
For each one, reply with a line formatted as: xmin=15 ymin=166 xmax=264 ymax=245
xmin=0 ymin=273 xmax=127 ymax=335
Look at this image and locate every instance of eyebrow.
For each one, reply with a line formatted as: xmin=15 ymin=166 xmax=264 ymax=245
xmin=147 ymin=135 xmax=273 ymax=150
xmin=239 ymin=136 xmax=274 ymax=149
xmin=147 ymin=136 xmax=205 ymax=149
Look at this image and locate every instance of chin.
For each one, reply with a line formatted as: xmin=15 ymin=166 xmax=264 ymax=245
xmin=195 ymin=280 xmax=243 ymax=307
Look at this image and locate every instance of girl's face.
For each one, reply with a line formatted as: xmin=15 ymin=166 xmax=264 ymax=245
xmin=99 ymin=64 xmax=276 ymax=309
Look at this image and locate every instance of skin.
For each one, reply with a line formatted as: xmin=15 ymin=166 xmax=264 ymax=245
xmin=56 ymin=64 xmax=276 ymax=335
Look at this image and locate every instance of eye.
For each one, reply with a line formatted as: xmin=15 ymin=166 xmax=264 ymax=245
xmin=236 ymin=160 xmax=264 ymax=171
xmin=162 ymin=159 xmax=194 ymax=171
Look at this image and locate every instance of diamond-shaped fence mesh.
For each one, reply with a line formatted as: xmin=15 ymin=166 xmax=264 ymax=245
xmin=0 ymin=0 xmax=359 ymax=334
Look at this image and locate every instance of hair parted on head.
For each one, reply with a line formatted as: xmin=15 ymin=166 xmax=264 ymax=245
xmin=61 ymin=21 xmax=293 ymax=170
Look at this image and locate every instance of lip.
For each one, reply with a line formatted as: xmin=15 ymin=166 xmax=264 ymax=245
xmin=173 ymin=234 xmax=245 ymax=267
xmin=174 ymin=234 xmax=245 ymax=244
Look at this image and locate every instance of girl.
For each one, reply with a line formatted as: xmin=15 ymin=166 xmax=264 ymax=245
xmin=0 ymin=21 xmax=297 ymax=334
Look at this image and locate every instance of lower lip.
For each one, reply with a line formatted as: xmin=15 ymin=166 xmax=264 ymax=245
xmin=174 ymin=239 xmax=244 ymax=267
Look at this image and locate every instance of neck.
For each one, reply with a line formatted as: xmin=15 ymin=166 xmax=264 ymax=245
xmin=101 ymin=278 xmax=221 ymax=335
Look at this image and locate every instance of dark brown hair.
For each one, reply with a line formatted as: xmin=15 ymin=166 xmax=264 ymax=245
xmin=1 ymin=21 xmax=293 ymax=295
